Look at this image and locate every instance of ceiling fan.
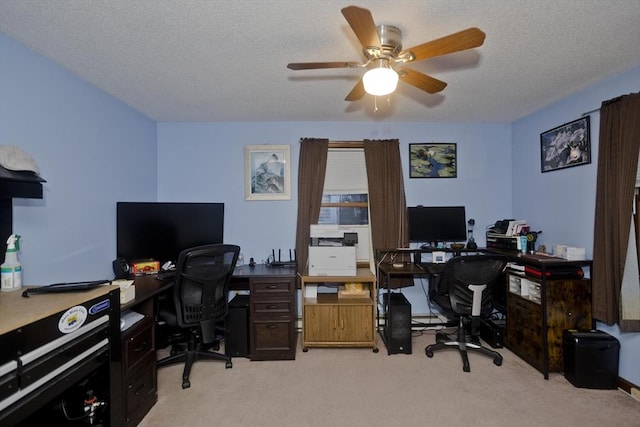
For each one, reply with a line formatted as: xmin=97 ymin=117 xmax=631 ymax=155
xmin=287 ymin=5 xmax=486 ymax=101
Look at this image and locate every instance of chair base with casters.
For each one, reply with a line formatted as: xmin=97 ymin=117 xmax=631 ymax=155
xmin=425 ymin=316 xmax=503 ymax=372
xmin=157 ymin=328 xmax=232 ymax=389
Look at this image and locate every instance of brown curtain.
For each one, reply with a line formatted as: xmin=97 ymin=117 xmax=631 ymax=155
xmin=295 ymin=138 xmax=329 ymax=276
xmin=592 ymin=93 xmax=640 ymax=331
xmin=364 ymin=139 xmax=410 ymax=257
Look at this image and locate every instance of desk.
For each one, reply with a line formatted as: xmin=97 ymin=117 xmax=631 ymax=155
xmin=0 ymin=285 xmax=121 ymax=426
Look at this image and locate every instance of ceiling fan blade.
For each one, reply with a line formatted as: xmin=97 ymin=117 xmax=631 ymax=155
xmin=341 ymin=5 xmax=381 ymax=49
xmin=398 ymin=67 xmax=447 ymax=94
xmin=287 ymin=61 xmax=361 ymax=70
xmin=399 ymin=27 xmax=486 ymax=62
xmin=344 ymin=79 xmax=365 ymax=101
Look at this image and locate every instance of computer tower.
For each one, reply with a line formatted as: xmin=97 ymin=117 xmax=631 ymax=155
xmin=225 ymin=294 xmax=250 ymax=357
xmin=563 ymin=330 xmax=619 ymax=389
xmin=480 ymin=318 xmax=505 ymax=348
xmin=383 ymin=293 xmax=412 ymax=354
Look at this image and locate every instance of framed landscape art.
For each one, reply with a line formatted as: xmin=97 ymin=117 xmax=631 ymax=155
xmin=409 ymin=143 xmax=457 ymax=178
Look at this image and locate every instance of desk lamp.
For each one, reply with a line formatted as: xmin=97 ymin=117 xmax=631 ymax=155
xmin=466 ymin=218 xmax=477 ymax=249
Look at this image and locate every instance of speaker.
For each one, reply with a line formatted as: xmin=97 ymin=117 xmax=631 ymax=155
xmin=112 ymin=257 xmax=131 ymax=279
xmin=225 ymin=294 xmax=250 ymax=357
xmin=383 ymin=293 xmax=412 ymax=354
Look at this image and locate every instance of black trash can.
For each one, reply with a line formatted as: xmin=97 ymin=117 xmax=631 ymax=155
xmin=563 ymin=329 xmax=620 ymax=389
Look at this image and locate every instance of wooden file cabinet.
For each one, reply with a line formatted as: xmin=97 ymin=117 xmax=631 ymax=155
xmin=301 ymin=268 xmax=378 ymax=351
xmin=249 ymin=275 xmax=297 ymax=360
xmin=505 ymin=271 xmax=592 ymax=378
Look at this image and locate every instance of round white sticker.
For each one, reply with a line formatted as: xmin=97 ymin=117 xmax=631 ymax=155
xmin=58 ymin=305 xmax=88 ymax=333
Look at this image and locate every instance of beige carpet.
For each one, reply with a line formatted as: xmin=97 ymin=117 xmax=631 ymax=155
xmin=139 ymin=331 xmax=639 ymax=427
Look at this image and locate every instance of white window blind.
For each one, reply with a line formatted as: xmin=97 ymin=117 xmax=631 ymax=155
xmin=323 ymin=149 xmax=368 ymax=193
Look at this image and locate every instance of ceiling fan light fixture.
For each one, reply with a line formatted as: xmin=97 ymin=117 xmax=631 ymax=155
xmin=363 ymin=59 xmax=398 ymax=96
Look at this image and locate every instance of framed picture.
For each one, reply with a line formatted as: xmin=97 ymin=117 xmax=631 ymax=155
xmin=409 ymin=143 xmax=457 ymax=178
xmin=540 ymin=116 xmax=590 ymax=173
xmin=244 ymin=144 xmax=291 ymax=200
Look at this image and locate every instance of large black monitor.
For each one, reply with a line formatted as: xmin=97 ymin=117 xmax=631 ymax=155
xmin=116 ymin=202 xmax=224 ymax=264
xmin=407 ymin=206 xmax=467 ymax=245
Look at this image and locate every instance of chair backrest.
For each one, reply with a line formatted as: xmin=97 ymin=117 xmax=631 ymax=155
xmin=172 ymin=244 xmax=240 ymax=341
xmin=444 ymin=254 xmax=507 ymax=317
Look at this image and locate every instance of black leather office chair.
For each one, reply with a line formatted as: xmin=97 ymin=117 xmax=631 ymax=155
xmin=157 ymin=244 xmax=240 ymax=388
xmin=425 ymin=254 xmax=507 ymax=372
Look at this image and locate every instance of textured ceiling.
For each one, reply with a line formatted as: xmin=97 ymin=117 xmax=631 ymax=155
xmin=1 ymin=0 xmax=639 ymax=123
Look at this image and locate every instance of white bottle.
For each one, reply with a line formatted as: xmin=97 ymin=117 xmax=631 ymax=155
xmin=1 ymin=234 xmax=22 ymax=292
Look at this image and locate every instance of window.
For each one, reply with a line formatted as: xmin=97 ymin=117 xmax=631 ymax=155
xmin=317 ymin=145 xmax=371 ymax=262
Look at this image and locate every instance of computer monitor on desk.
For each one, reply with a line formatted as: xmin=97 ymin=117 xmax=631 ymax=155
xmin=407 ymin=206 xmax=467 ymax=247
xmin=408 ymin=206 xmax=467 ymax=263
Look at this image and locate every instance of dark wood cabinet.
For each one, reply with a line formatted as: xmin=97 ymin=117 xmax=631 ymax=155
xmin=119 ymin=276 xmax=172 ymax=427
xmin=121 ymin=317 xmax=157 ymax=427
xmin=231 ymin=265 xmax=297 ymax=361
xmin=506 ymin=269 xmax=592 ymax=378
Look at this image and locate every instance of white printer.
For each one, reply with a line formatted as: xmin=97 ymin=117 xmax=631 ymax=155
xmin=308 ymin=225 xmax=357 ymax=276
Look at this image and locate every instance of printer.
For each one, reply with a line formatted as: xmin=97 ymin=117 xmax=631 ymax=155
xmin=308 ymin=225 xmax=358 ymax=276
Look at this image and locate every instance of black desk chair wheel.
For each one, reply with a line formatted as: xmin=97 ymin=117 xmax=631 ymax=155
xmin=157 ymin=244 xmax=240 ymax=388
xmin=425 ymin=254 xmax=507 ymax=372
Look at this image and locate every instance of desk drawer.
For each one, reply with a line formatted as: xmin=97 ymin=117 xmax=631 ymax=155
xmin=123 ymin=320 xmax=154 ymax=372
xmin=251 ymin=279 xmax=295 ymax=296
xmin=252 ymin=298 xmax=293 ymax=316
xmin=251 ymin=319 xmax=296 ymax=361
xmin=124 ymin=353 xmax=157 ymax=427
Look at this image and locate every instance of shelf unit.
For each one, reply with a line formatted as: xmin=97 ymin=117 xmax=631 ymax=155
xmin=300 ymin=268 xmax=378 ymax=352
xmin=504 ymin=257 xmax=592 ymax=379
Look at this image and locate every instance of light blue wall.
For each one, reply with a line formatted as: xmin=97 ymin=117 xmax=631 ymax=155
xmin=512 ymin=64 xmax=640 ymax=386
xmin=0 ymin=33 xmax=158 ymax=285
xmin=157 ymin=122 xmax=512 ymax=264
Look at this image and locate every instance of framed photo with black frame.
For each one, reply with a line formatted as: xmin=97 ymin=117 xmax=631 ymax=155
xmin=540 ymin=116 xmax=591 ymax=173
xmin=409 ymin=143 xmax=457 ymax=178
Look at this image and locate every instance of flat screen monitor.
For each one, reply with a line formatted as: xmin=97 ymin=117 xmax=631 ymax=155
xmin=407 ymin=206 xmax=467 ymax=245
xmin=116 ymin=202 xmax=224 ymax=264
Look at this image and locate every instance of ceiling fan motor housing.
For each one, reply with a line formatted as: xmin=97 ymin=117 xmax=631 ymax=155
xmin=365 ymin=24 xmax=402 ymax=59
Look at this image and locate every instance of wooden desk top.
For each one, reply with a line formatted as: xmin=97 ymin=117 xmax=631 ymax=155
xmin=0 ymin=284 xmax=118 ymax=336
xmin=232 ymin=263 xmax=297 ymax=278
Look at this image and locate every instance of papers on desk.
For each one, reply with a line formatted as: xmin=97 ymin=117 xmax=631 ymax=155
xmin=305 ymin=285 xmax=317 ymax=299
xmin=121 ymin=310 xmax=144 ymax=331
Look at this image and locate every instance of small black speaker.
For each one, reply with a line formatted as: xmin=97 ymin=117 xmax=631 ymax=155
xmin=383 ymin=293 xmax=412 ymax=354
xmin=226 ymin=294 xmax=250 ymax=357
xmin=112 ymin=257 xmax=131 ymax=279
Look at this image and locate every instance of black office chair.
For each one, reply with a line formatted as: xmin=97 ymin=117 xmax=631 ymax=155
xmin=425 ymin=254 xmax=507 ymax=372
xmin=157 ymin=244 xmax=240 ymax=388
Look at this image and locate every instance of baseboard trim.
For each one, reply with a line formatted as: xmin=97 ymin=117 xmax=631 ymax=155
xmin=617 ymin=377 xmax=640 ymax=399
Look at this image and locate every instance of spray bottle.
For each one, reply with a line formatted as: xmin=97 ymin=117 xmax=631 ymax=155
xmin=1 ymin=234 xmax=22 ymax=292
